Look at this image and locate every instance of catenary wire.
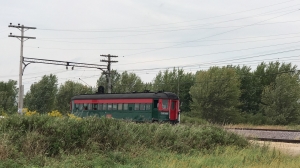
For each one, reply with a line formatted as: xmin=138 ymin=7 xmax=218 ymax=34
xmin=123 ymin=9 xmax=300 ymax=57
xmin=37 ymin=31 xmax=300 ymax=43
xmin=116 ymin=41 xmax=300 ymax=66
xmin=37 ymin=1 xmax=298 ymax=32
xmin=121 ymin=49 xmax=300 ymax=71
xmin=35 ymin=32 xmax=300 ymax=47
xmin=20 ymin=50 xmax=300 ymax=81
xmin=37 ymin=7 xmax=299 ymax=33
xmin=27 ymin=36 xmax=300 ymax=51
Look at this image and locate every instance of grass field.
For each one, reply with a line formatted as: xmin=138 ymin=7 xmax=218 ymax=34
xmin=1 ymin=114 xmax=300 ymax=167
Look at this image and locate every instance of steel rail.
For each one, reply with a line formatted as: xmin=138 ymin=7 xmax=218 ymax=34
xmin=247 ymin=137 xmax=300 ymax=143
xmin=226 ymin=128 xmax=300 ymax=132
xmin=225 ymin=128 xmax=300 ymax=143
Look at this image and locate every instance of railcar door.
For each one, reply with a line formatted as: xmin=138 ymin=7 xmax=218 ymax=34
xmin=169 ymin=100 xmax=178 ymax=123
xmin=152 ymin=99 xmax=159 ymax=121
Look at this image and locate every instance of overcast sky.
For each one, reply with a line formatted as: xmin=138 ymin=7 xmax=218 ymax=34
xmin=1 ymin=0 xmax=300 ymax=93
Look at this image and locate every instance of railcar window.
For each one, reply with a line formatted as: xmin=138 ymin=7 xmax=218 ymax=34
xmin=118 ymin=103 xmax=122 ymax=110
xmin=74 ymin=104 xmax=79 ymax=110
xmin=83 ymin=104 xmax=88 ymax=110
xmin=103 ymin=104 xmax=107 ymax=110
xmin=171 ymin=102 xmax=175 ymax=110
xmin=134 ymin=104 xmax=140 ymax=110
xmin=88 ymin=104 xmax=92 ymax=110
xmin=78 ymin=104 xmax=83 ymax=110
xmin=140 ymin=103 xmax=145 ymax=110
xmin=146 ymin=104 xmax=151 ymax=110
xmin=98 ymin=103 xmax=103 ymax=110
xmin=162 ymin=100 xmax=169 ymax=109
xmin=108 ymin=104 xmax=112 ymax=110
xmin=128 ymin=104 xmax=134 ymax=111
xmin=113 ymin=104 xmax=117 ymax=110
xmin=92 ymin=104 xmax=98 ymax=110
xmin=124 ymin=104 xmax=128 ymax=110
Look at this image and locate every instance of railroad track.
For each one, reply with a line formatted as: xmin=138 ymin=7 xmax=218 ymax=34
xmin=226 ymin=128 xmax=300 ymax=143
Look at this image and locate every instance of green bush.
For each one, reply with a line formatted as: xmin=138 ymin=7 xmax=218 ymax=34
xmin=0 ymin=115 xmax=249 ymax=161
xmin=3 ymin=115 xmax=300 ymax=167
xmin=180 ymin=114 xmax=208 ymax=125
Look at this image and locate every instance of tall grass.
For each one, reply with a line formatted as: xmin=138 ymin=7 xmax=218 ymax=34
xmin=180 ymin=114 xmax=208 ymax=125
xmin=3 ymin=146 xmax=298 ymax=168
xmin=1 ymin=115 xmax=300 ymax=167
xmin=0 ymin=114 xmax=248 ymax=157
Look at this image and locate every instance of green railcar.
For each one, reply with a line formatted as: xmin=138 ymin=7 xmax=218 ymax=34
xmin=71 ymin=91 xmax=180 ymax=123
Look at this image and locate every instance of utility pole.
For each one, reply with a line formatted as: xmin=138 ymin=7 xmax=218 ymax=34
xmin=100 ymin=54 xmax=118 ymax=93
xmin=177 ymin=73 xmax=180 ymax=98
xmin=8 ymin=23 xmax=36 ymax=115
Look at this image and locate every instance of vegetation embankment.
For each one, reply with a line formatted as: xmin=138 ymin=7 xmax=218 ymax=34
xmin=0 ymin=114 xmax=247 ymax=155
xmin=1 ymin=115 xmax=300 ymax=167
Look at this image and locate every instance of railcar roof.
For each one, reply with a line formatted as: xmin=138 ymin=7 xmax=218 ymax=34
xmin=71 ymin=92 xmax=178 ymax=100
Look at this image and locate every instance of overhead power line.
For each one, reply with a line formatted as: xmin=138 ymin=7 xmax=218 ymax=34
xmin=37 ymin=7 xmax=297 ymax=33
xmin=37 ymin=31 xmax=300 ymax=42
xmin=121 ymin=49 xmax=300 ymax=71
xmin=27 ymin=36 xmax=300 ymax=51
xmin=35 ymin=6 xmax=299 ymax=36
xmin=15 ymin=47 xmax=300 ymax=81
xmin=40 ymin=19 xmax=300 ymax=41
xmin=21 ymin=52 xmax=300 ymax=82
xmin=116 ymin=41 xmax=300 ymax=66
xmin=73 ymin=69 xmax=300 ymax=89
xmin=20 ymin=55 xmax=300 ymax=83
xmin=36 ymin=0 xmax=297 ymax=32
xmin=34 ymin=32 xmax=300 ymax=47
xmin=123 ymin=9 xmax=300 ymax=57
xmin=23 ymin=57 xmax=107 ymax=71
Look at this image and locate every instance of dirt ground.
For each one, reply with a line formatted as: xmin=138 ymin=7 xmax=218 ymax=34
xmin=251 ymin=140 xmax=300 ymax=156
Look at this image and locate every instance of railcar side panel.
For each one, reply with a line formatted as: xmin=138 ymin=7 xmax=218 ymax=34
xmin=72 ymin=99 xmax=153 ymax=121
xmin=71 ymin=92 xmax=180 ymax=123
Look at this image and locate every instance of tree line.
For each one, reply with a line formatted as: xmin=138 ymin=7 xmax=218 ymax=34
xmin=1 ymin=61 xmax=300 ymax=125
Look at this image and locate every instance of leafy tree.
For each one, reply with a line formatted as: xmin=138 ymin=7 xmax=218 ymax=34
xmin=0 ymin=80 xmax=18 ymax=114
xmin=258 ymin=61 xmax=297 ymax=86
xmin=152 ymin=68 xmax=194 ymax=112
xmin=228 ymin=65 xmax=260 ymax=115
xmin=96 ymin=70 xmax=120 ymax=93
xmin=152 ymin=69 xmax=176 ymax=92
xmin=260 ymin=73 xmax=300 ymax=125
xmin=55 ymin=81 xmax=93 ymax=114
xmin=24 ymin=74 xmax=58 ymax=113
xmin=96 ymin=70 xmax=145 ymax=93
xmin=190 ymin=66 xmax=241 ymax=124
xmin=143 ymin=82 xmax=152 ymax=92
xmin=252 ymin=62 xmax=298 ymax=119
xmin=113 ymin=71 xmax=144 ymax=93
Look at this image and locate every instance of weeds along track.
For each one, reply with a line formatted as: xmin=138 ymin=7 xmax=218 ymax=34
xmin=226 ymin=128 xmax=300 ymax=143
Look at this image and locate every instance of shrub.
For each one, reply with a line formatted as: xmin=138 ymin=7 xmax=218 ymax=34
xmin=48 ymin=110 xmax=62 ymax=117
xmin=24 ymin=110 xmax=39 ymax=116
xmin=22 ymin=108 xmax=39 ymax=116
xmin=67 ymin=113 xmax=81 ymax=120
xmin=0 ymin=108 xmax=7 ymax=117
xmin=180 ymin=114 xmax=208 ymax=125
xmin=0 ymin=115 xmax=249 ymax=158
xmin=22 ymin=108 xmax=28 ymax=113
